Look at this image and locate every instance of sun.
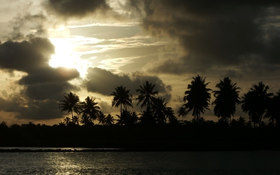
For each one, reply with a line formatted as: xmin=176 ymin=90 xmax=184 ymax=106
xmin=49 ymin=38 xmax=89 ymax=78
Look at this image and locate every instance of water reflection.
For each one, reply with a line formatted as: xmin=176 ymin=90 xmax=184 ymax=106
xmin=0 ymin=151 xmax=280 ymax=174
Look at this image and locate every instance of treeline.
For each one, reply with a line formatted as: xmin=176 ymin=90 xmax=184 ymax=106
xmin=1 ymin=121 xmax=280 ymax=150
xmin=58 ymin=76 xmax=280 ymax=128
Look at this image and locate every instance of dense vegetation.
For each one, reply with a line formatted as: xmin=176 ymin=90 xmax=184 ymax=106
xmin=1 ymin=76 xmax=280 ymax=150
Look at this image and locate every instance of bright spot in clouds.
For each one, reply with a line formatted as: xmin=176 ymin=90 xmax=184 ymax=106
xmin=49 ymin=38 xmax=90 ymax=78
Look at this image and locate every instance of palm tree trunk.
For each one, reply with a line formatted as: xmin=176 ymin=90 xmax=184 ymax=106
xmin=71 ymin=110 xmax=74 ymax=121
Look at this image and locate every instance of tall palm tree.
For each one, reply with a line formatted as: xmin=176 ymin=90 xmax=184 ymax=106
xmin=59 ymin=92 xmax=81 ymax=120
xmin=136 ymin=81 xmax=158 ymax=111
xmin=183 ymin=75 xmax=211 ymax=122
xmin=265 ymin=90 xmax=280 ymax=126
xmin=212 ymin=77 xmax=240 ymax=123
xmin=80 ymin=96 xmax=101 ymax=124
xmin=111 ymin=86 xmax=133 ymax=115
xmin=241 ymin=82 xmax=273 ymax=127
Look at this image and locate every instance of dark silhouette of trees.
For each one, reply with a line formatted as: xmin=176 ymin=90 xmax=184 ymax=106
xmin=116 ymin=110 xmax=138 ymax=125
xmin=97 ymin=112 xmax=106 ymax=125
xmin=152 ymin=97 xmax=168 ymax=124
xmin=136 ymin=81 xmax=159 ymax=125
xmin=80 ymin=115 xmax=93 ymax=126
xmin=241 ymin=82 xmax=273 ymax=127
xmin=56 ymin=79 xmax=279 ymax=129
xmin=212 ymin=77 xmax=240 ymax=123
xmin=111 ymin=86 xmax=133 ymax=116
xmin=165 ymin=107 xmax=178 ymax=124
xmin=72 ymin=116 xmax=80 ymax=126
xmin=104 ymin=114 xmax=114 ymax=125
xmin=265 ymin=90 xmax=280 ymax=126
xmin=151 ymin=97 xmax=178 ymax=124
xmin=63 ymin=117 xmax=71 ymax=126
xmin=80 ymin=96 xmax=102 ymax=125
xmin=59 ymin=92 xmax=81 ymax=122
xmin=182 ymin=75 xmax=211 ymax=122
xmin=136 ymin=81 xmax=158 ymax=112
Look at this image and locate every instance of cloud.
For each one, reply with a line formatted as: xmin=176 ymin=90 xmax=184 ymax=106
xmin=125 ymin=1 xmax=280 ymax=77
xmin=0 ymin=96 xmax=61 ymax=120
xmin=83 ymin=67 xmax=171 ymax=100
xmin=0 ymin=37 xmax=54 ymax=72
xmin=46 ymin=0 xmax=111 ymax=19
xmin=0 ymin=37 xmax=79 ymax=119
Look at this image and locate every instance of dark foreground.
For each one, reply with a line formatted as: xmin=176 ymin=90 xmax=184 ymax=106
xmin=1 ymin=124 xmax=280 ymax=151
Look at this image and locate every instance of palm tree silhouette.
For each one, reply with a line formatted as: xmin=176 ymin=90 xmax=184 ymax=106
xmin=80 ymin=115 xmax=93 ymax=126
xmin=178 ymin=106 xmax=187 ymax=122
xmin=80 ymin=96 xmax=101 ymax=124
xmin=111 ymin=86 xmax=133 ymax=116
xmin=183 ymin=75 xmax=211 ymax=122
xmin=72 ymin=116 xmax=80 ymax=126
xmin=152 ymin=97 xmax=167 ymax=124
xmin=241 ymin=82 xmax=273 ymax=127
xmin=116 ymin=110 xmax=138 ymax=125
xmin=97 ymin=112 xmax=106 ymax=125
xmin=59 ymin=92 xmax=81 ymax=121
xmin=63 ymin=116 xmax=71 ymax=126
xmin=136 ymin=81 xmax=158 ymax=112
xmin=212 ymin=77 xmax=240 ymax=123
xmin=104 ymin=114 xmax=115 ymax=125
xmin=165 ymin=107 xmax=178 ymax=124
xmin=265 ymin=90 xmax=280 ymax=126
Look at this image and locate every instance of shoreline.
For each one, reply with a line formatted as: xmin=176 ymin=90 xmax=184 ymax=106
xmin=1 ymin=146 xmax=280 ymax=152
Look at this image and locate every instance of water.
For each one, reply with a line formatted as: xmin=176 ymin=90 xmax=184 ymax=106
xmin=0 ymin=150 xmax=280 ymax=174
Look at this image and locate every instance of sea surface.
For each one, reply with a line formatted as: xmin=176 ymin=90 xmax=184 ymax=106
xmin=0 ymin=149 xmax=280 ymax=174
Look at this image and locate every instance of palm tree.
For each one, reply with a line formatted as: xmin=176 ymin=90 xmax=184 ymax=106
xmin=152 ymin=97 xmax=167 ymax=124
xmin=59 ymin=92 xmax=81 ymax=120
xmin=265 ymin=90 xmax=280 ymax=126
xmin=241 ymin=82 xmax=273 ymax=127
xmin=104 ymin=114 xmax=114 ymax=125
xmin=136 ymin=81 xmax=158 ymax=111
xmin=97 ymin=112 xmax=106 ymax=125
xmin=212 ymin=77 xmax=240 ymax=123
xmin=178 ymin=106 xmax=187 ymax=122
xmin=183 ymin=75 xmax=211 ymax=122
xmin=63 ymin=116 xmax=71 ymax=126
xmin=116 ymin=111 xmax=138 ymax=125
xmin=80 ymin=96 xmax=101 ymax=124
xmin=165 ymin=107 xmax=178 ymax=124
xmin=111 ymin=86 xmax=133 ymax=115
xmin=72 ymin=116 xmax=80 ymax=126
xmin=80 ymin=115 xmax=93 ymax=126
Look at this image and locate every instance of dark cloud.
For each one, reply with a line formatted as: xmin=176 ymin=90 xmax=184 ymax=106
xmin=84 ymin=67 xmax=171 ymax=100
xmin=46 ymin=0 xmax=110 ymax=19
xmin=125 ymin=1 xmax=280 ymax=76
xmin=0 ymin=37 xmax=54 ymax=71
xmin=0 ymin=37 xmax=79 ymax=119
xmin=0 ymin=96 xmax=61 ymax=120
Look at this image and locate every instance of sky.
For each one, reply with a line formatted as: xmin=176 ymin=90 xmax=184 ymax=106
xmin=0 ymin=0 xmax=280 ymax=125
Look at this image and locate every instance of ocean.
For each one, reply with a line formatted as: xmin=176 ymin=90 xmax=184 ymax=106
xmin=0 ymin=149 xmax=280 ymax=174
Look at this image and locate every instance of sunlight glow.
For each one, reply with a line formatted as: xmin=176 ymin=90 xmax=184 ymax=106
xmin=49 ymin=38 xmax=90 ymax=78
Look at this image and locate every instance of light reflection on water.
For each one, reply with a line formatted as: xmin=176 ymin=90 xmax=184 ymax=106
xmin=0 ymin=151 xmax=280 ymax=174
